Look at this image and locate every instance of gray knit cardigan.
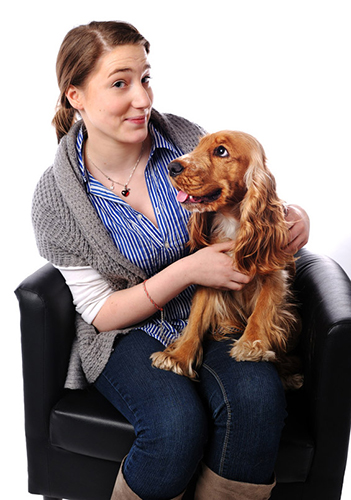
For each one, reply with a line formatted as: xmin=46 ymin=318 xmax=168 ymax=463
xmin=32 ymin=109 xmax=205 ymax=389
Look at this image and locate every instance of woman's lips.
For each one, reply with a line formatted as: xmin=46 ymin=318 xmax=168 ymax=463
xmin=126 ymin=115 xmax=148 ymax=125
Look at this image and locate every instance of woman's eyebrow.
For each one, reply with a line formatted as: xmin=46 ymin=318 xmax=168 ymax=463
xmin=108 ymin=63 xmax=151 ymax=79
xmin=108 ymin=67 xmax=131 ymax=77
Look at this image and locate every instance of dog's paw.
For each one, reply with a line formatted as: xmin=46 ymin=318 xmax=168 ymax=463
xmin=230 ymin=339 xmax=276 ymax=362
xmin=150 ymin=350 xmax=198 ymax=379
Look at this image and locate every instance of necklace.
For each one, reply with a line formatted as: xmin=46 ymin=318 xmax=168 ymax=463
xmin=87 ymin=143 xmax=144 ymax=197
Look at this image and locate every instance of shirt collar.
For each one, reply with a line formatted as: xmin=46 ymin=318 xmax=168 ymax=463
xmin=76 ymin=125 xmax=88 ymax=183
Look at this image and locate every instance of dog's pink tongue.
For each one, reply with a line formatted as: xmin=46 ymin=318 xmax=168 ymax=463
xmin=176 ymin=191 xmax=189 ymax=203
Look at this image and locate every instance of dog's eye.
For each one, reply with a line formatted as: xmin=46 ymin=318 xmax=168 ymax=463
xmin=214 ymin=146 xmax=229 ymax=158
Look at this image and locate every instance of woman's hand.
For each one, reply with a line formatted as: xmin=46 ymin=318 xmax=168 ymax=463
xmin=285 ymin=204 xmax=310 ymax=255
xmin=185 ymin=241 xmax=252 ymax=291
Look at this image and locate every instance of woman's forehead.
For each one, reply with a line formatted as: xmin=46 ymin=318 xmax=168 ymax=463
xmin=94 ymin=44 xmax=150 ymax=79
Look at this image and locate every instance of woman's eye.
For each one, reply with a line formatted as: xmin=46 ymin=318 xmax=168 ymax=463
xmin=113 ymin=80 xmax=126 ymax=89
xmin=142 ymin=75 xmax=152 ymax=86
xmin=214 ymin=146 xmax=229 ymax=157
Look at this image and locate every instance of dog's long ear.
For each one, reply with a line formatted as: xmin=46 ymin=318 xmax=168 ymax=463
xmin=234 ymin=148 xmax=293 ymax=275
xmin=188 ymin=212 xmax=213 ymax=251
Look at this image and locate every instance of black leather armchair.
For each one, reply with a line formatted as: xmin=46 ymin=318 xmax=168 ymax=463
xmin=15 ymin=248 xmax=351 ymax=500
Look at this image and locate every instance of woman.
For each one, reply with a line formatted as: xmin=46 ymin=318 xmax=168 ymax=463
xmin=32 ymin=21 xmax=310 ymax=500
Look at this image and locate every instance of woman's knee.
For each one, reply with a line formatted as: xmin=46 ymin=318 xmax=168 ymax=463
xmin=201 ymin=349 xmax=286 ymax=430
xmin=139 ymin=390 xmax=208 ymax=463
xmin=125 ymin=394 xmax=207 ymax=499
xmin=215 ymin=361 xmax=286 ymax=439
xmin=234 ymin=362 xmax=286 ymax=425
xmin=199 ymin=358 xmax=286 ymax=482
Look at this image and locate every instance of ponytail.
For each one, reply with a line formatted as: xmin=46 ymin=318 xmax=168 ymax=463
xmin=52 ymin=95 xmax=77 ymax=143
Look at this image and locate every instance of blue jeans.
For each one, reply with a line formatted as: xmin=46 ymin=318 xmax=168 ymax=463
xmin=95 ymin=330 xmax=286 ymax=500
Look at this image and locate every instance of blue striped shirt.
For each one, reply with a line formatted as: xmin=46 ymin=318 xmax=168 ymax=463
xmin=76 ymin=124 xmax=195 ymax=346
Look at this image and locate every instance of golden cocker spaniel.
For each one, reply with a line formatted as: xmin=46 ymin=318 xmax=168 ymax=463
xmin=151 ymin=131 xmax=302 ymax=389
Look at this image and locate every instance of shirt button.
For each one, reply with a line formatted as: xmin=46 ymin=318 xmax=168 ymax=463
xmin=164 ymin=241 xmax=170 ymax=249
xmin=137 ymin=214 xmax=143 ymax=220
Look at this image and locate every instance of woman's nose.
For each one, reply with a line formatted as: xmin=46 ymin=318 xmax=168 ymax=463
xmin=132 ymin=83 xmax=153 ymax=109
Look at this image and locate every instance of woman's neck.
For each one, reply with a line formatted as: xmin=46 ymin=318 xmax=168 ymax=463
xmin=84 ymin=135 xmax=150 ymax=177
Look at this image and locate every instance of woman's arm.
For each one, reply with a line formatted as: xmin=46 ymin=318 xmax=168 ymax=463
xmin=93 ymin=241 xmax=251 ymax=332
xmin=55 ymin=266 xmax=116 ymax=325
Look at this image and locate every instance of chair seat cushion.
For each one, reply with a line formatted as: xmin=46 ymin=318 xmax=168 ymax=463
xmin=50 ymin=388 xmax=135 ymax=463
xmin=50 ymin=388 xmax=314 ymax=482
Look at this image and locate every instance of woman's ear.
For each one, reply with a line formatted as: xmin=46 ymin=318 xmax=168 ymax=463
xmin=65 ymin=85 xmax=85 ymax=111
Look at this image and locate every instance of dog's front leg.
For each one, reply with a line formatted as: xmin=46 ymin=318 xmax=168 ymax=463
xmin=151 ymin=287 xmax=212 ymax=378
xmin=230 ymin=274 xmax=289 ymax=362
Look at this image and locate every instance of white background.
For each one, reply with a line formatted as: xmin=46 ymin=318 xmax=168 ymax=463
xmin=2 ymin=0 xmax=350 ymax=498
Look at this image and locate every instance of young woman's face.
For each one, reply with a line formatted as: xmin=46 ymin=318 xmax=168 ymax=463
xmin=70 ymin=44 xmax=154 ymax=147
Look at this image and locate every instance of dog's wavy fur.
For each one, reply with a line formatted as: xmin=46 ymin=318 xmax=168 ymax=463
xmin=151 ymin=131 xmax=302 ymax=389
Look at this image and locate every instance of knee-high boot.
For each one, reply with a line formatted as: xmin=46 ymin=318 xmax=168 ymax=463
xmin=110 ymin=458 xmax=185 ymax=500
xmin=194 ymin=464 xmax=276 ymax=500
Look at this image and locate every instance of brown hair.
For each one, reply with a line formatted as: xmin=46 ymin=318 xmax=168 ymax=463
xmin=52 ymin=21 xmax=150 ymax=142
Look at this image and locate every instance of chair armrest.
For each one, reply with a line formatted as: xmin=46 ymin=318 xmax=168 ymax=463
xmin=293 ymin=248 xmax=351 ymax=490
xmin=15 ymin=263 xmax=76 ymax=440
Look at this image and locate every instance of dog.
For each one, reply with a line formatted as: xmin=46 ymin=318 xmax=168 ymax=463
xmin=151 ymin=131 xmax=302 ymax=389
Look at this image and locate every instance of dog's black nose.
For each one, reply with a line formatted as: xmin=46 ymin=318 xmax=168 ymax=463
xmin=168 ymin=161 xmax=184 ymax=177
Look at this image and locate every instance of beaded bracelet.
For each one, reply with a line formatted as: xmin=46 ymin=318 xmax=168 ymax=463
xmin=143 ymin=280 xmax=163 ymax=312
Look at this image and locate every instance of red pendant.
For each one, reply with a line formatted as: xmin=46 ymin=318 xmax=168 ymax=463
xmin=121 ymin=188 xmax=130 ymax=197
